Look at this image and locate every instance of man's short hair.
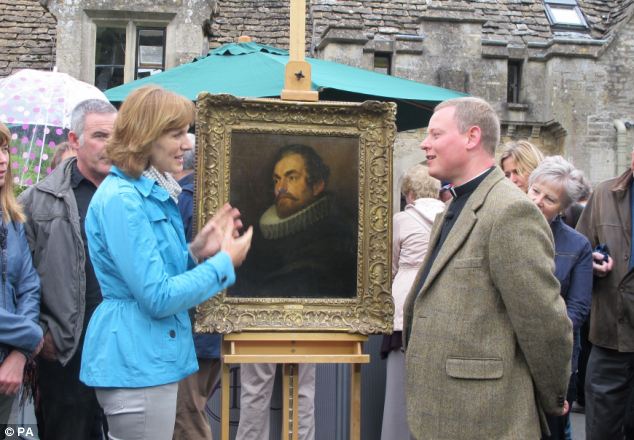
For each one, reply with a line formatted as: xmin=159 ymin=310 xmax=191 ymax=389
xmin=435 ymin=97 xmax=500 ymax=155
xmin=70 ymin=99 xmax=117 ymax=141
xmin=272 ymin=144 xmax=330 ymax=187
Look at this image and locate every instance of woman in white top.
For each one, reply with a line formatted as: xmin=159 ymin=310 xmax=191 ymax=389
xmin=380 ymin=164 xmax=445 ymax=440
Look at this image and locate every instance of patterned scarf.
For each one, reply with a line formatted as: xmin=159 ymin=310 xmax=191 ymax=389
xmin=142 ymin=166 xmax=182 ymax=203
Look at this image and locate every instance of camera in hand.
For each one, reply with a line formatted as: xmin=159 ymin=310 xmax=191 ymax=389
xmin=593 ymin=243 xmax=610 ymax=263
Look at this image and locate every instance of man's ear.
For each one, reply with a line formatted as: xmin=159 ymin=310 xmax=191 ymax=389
xmin=312 ymin=180 xmax=325 ymax=197
xmin=465 ymin=125 xmax=482 ymax=151
xmin=68 ymin=131 xmax=80 ymax=152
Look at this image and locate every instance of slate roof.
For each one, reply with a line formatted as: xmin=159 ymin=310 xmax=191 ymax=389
xmin=437 ymin=0 xmax=634 ymax=44
xmin=310 ymin=0 xmax=634 ymax=47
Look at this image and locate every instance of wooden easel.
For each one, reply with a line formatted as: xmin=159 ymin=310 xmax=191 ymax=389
xmin=280 ymin=0 xmax=318 ymax=102
xmin=220 ymin=332 xmax=369 ymax=440
xmin=223 ymin=3 xmax=369 ymax=439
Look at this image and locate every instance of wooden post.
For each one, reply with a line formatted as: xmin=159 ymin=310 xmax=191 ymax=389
xmin=280 ymin=0 xmax=318 ymax=101
xmin=282 ymin=364 xmax=300 ymax=440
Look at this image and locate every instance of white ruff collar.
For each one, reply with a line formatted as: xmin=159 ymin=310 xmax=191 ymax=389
xmin=259 ymin=195 xmax=330 ymax=240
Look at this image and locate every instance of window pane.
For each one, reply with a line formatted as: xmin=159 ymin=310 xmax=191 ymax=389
xmin=95 ymin=28 xmax=126 ymax=65
xmin=544 ymin=0 xmax=577 ymax=5
xmin=549 ymin=6 xmax=584 ymax=25
xmin=137 ymin=28 xmax=165 ymax=68
xmin=507 ymin=61 xmax=521 ymax=103
xmin=95 ymin=66 xmax=124 ymax=91
xmin=374 ymin=54 xmax=391 ymax=75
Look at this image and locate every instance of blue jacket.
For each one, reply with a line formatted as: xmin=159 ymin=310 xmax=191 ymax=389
xmin=551 ymin=216 xmax=592 ymax=371
xmin=0 ymin=221 xmax=42 ymax=360
xmin=177 ymin=172 xmax=221 ymax=359
xmin=80 ymin=167 xmax=235 ymax=387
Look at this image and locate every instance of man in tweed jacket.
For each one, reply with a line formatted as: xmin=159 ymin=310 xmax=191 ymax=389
xmin=403 ymin=97 xmax=573 ymax=439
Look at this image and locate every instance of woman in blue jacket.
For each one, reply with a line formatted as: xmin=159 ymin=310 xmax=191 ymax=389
xmin=527 ymin=156 xmax=593 ymax=440
xmin=0 ymin=122 xmax=43 ymax=424
xmin=79 ymin=86 xmax=252 ymax=440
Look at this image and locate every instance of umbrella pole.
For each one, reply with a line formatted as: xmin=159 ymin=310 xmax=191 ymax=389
xmin=280 ymin=0 xmax=318 ymax=102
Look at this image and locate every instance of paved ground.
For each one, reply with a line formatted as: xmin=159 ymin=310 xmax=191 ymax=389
xmin=571 ymin=410 xmax=585 ymax=439
xmin=11 ymin=396 xmax=589 ymax=439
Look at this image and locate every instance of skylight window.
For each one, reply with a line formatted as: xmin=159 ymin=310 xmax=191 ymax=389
xmin=544 ymin=0 xmax=588 ymax=29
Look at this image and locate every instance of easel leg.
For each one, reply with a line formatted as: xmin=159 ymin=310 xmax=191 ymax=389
xmin=221 ymin=361 xmax=230 ymax=440
xmin=350 ymin=363 xmax=361 ymax=440
xmin=282 ymin=363 xmax=300 ymax=440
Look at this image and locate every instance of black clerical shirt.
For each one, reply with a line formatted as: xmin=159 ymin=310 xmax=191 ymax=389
xmin=70 ymin=162 xmax=103 ymax=329
xmin=412 ymin=167 xmax=495 ymax=299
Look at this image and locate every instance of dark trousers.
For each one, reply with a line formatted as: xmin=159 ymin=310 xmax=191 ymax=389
xmin=626 ymin=383 xmax=634 ymax=439
xmin=575 ymin=319 xmax=591 ymax=406
xmin=36 ymin=349 xmax=106 ymax=440
xmin=585 ymin=346 xmax=634 ymax=440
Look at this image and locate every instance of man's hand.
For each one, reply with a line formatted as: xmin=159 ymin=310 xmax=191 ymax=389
xmin=558 ymin=399 xmax=570 ymax=416
xmin=190 ymin=204 xmax=243 ymax=261
xmin=39 ymin=331 xmax=58 ymax=361
xmin=0 ymin=350 xmax=27 ymax=395
xmin=592 ymin=253 xmax=613 ymax=278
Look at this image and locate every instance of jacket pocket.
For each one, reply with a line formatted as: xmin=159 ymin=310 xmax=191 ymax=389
xmin=151 ymin=317 xmax=178 ymax=362
xmin=445 ymin=357 xmax=503 ymax=379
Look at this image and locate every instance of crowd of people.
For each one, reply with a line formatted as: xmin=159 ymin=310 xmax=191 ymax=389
xmin=0 ymin=88 xmax=632 ymax=440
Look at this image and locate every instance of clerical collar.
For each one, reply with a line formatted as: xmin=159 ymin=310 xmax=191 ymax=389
xmin=449 ymin=167 xmax=495 ymax=199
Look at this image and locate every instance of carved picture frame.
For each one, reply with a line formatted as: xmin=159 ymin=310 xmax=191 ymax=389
xmin=194 ymin=94 xmax=395 ymax=335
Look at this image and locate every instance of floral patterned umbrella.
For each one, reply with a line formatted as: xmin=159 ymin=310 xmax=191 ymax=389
xmin=0 ymin=69 xmax=109 ymax=185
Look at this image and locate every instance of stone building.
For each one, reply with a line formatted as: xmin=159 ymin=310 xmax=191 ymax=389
xmin=6 ymin=1 xmax=634 ymax=183
xmin=206 ymin=0 xmax=634 ymax=184
xmin=39 ymin=0 xmax=216 ymax=91
xmin=0 ymin=0 xmax=56 ymax=77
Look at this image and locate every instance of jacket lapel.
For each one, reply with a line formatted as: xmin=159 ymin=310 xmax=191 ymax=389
xmin=418 ymin=168 xmax=504 ymax=296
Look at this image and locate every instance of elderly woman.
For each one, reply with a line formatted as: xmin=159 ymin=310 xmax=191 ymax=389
xmin=0 ymin=122 xmax=42 ymax=423
xmin=381 ymin=164 xmax=445 ymax=440
xmin=499 ymin=139 xmax=544 ymax=192
xmin=79 ymin=86 xmax=252 ymax=440
xmin=527 ymin=156 xmax=592 ymax=440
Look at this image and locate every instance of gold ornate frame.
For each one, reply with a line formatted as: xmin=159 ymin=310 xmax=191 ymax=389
xmin=194 ymin=94 xmax=395 ymax=335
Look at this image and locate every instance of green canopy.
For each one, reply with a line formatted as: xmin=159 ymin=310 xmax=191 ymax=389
xmin=105 ymin=42 xmax=466 ymax=131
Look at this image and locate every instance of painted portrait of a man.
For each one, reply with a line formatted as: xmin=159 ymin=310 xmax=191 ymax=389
xmin=229 ymin=141 xmax=357 ymax=298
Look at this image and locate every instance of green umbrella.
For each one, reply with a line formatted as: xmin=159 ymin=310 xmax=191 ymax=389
xmin=105 ymin=42 xmax=466 ymax=131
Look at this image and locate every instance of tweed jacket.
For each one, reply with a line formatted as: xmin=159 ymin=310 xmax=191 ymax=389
xmin=403 ymin=167 xmax=572 ymax=440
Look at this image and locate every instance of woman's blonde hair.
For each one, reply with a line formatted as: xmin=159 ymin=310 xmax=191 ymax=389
xmin=498 ymin=140 xmax=544 ymax=178
xmin=107 ymin=85 xmax=195 ymax=178
xmin=401 ymin=163 xmax=440 ymax=200
xmin=0 ymin=123 xmax=25 ymax=223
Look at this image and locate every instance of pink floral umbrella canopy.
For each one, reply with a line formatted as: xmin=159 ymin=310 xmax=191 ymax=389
xmin=0 ymin=69 xmax=109 ymax=185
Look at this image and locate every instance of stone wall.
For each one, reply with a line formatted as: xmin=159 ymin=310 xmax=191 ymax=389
xmin=0 ymin=0 xmax=57 ymax=77
xmin=208 ymin=0 xmax=292 ymax=49
xmin=44 ymin=0 xmax=213 ymax=84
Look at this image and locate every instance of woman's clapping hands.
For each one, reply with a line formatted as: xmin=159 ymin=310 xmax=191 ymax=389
xmin=189 ymin=203 xmax=252 ymax=266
